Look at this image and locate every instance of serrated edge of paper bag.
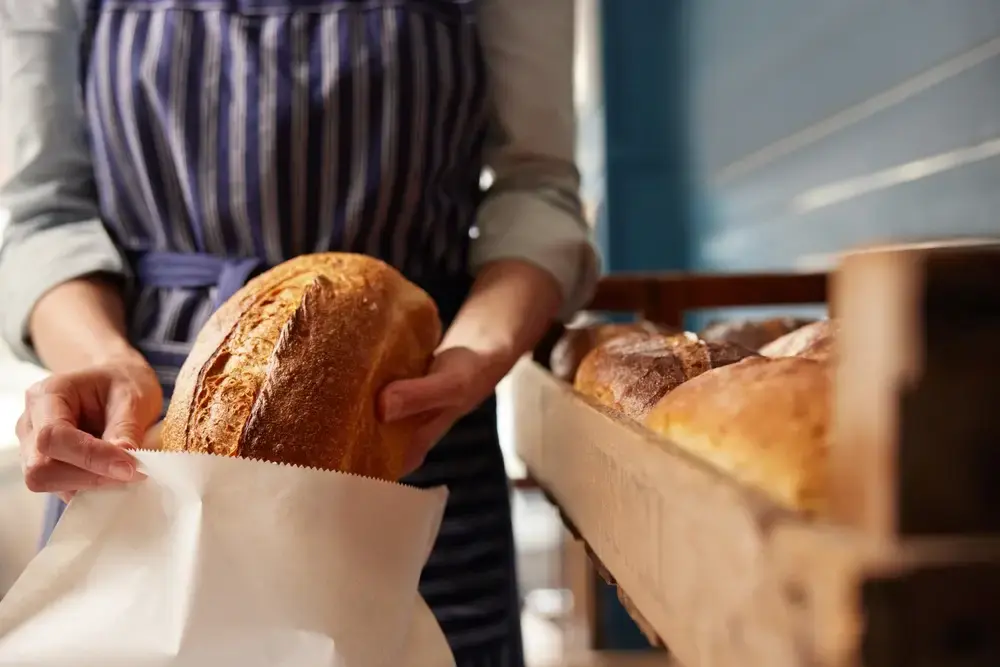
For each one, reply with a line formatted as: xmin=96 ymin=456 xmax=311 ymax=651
xmin=130 ymin=447 xmax=423 ymax=489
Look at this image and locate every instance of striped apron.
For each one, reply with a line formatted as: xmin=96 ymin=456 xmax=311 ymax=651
xmin=39 ymin=0 xmax=524 ymax=663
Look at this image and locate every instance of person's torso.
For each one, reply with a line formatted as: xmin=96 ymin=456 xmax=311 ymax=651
xmin=81 ymin=0 xmax=490 ymax=386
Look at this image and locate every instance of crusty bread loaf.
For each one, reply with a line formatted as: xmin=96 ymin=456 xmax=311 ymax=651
xmin=160 ymin=252 xmax=441 ymax=480
xmin=698 ymin=317 xmax=816 ymax=351
xmin=549 ymin=320 xmax=680 ymax=382
xmin=760 ymin=319 xmax=837 ymax=362
xmin=644 ymin=356 xmax=830 ymax=513
xmin=573 ymin=332 xmax=757 ymax=422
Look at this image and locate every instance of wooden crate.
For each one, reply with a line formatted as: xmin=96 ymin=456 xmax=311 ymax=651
xmin=513 ymin=244 xmax=1000 ymax=667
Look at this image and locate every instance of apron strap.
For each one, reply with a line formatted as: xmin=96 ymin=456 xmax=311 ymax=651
xmin=131 ymin=250 xmax=472 ymax=321
xmin=130 ymin=251 xmax=265 ymax=309
xmin=78 ymin=0 xmax=102 ymax=96
xmin=39 ymin=495 xmax=66 ymax=550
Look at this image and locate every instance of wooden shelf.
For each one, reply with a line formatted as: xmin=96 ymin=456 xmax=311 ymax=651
xmin=515 ymin=244 xmax=1000 ymax=667
xmin=511 ymin=359 xmax=810 ymax=666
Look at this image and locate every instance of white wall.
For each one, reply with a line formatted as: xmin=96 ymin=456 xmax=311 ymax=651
xmin=574 ymin=0 xmax=602 ymax=112
xmin=574 ymin=0 xmax=606 ymax=226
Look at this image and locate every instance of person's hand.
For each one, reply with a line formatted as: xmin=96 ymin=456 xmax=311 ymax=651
xmin=16 ymin=354 xmax=163 ymax=503
xmin=379 ymin=346 xmax=512 ymax=475
xmin=379 ymin=259 xmax=563 ymax=475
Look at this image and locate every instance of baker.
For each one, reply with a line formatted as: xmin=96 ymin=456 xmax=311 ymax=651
xmin=0 ymin=0 xmax=599 ymax=663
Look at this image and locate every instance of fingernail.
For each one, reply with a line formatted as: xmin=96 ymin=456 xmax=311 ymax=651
xmin=108 ymin=461 xmax=135 ymax=481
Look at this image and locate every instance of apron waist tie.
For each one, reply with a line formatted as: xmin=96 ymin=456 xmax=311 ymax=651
xmin=131 ymin=250 xmax=473 ymax=322
xmin=128 ymin=250 xmax=473 ymax=366
xmin=132 ymin=250 xmax=265 ymax=309
xmin=127 ymin=250 xmax=266 ymax=377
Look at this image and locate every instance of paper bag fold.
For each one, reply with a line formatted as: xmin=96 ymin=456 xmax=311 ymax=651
xmin=0 ymin=450 xmax=453 ymax=667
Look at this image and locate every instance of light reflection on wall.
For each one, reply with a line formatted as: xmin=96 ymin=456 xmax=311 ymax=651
xmin=574 ymin=0 xmax=605 ymax=228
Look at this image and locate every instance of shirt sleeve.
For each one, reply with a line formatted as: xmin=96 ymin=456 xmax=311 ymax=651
xmin=474 ymin=0 xmax=601 ymax=321
xmin=0 ymin=0 xmax=130 ymax=362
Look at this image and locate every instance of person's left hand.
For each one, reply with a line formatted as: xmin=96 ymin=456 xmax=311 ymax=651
xmin=379 ymin=346 xmax=510 ymax=475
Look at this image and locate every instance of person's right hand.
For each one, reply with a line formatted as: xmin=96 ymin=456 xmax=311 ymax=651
xmin=16 ymin=355 xmax=163 ymax=503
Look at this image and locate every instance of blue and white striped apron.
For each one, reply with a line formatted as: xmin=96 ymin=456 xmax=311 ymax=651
xmin=39 ymin=0 xmax=524 ymax=663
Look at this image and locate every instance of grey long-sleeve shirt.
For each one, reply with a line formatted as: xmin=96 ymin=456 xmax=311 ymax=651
xmin=0 ymin=0 xmax=600 ymax=362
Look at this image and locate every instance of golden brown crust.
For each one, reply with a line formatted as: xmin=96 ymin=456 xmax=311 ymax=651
xmin=644 ymin=356 xmax=830 ymax=513
xmin=573 ymin=332 xmax=757 ymax=422
xmin=698 ymin=317 xmax=816 ymax=351
xmin=759 ymin=319 xmax=838 ymax=362
xmin=160 ymin=253 xmax=441 ymax=480
xmin=549 ymin=320 xmax=680 ymax=382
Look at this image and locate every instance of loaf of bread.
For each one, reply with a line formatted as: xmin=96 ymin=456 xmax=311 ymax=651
xmin=549 ymin=319 xmax=680 ymax=382
xmin=573 ymin=332 xmax=757 ymax=422
xmin=644 ymin=356 xmax=830 ymax=513
xmin=759 ymin=319 xmax=837 ymax=362
xmin=698 ymin=317 xmax=816 ymax=351
xmin=160 ymin=253 xmax=441 ymax=480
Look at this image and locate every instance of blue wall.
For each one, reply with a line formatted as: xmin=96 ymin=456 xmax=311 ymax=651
xmin=687 ymin=0 xmax=1000 ymax=271
xmin=600 ymin=0 xmax=1000 ymax=276
xmin=599 ymin=0 xmax=692 ymax=274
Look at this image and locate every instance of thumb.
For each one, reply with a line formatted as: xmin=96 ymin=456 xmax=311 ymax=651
xmin=380 ymin=371 xmax=465 ymax=422
xmin=101 ymin=390 xmax=144 ymax=449
xmin=401 ymin=410 xmax=454 ymax=475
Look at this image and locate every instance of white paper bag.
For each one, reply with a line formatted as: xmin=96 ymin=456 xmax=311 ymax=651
xmin=0 ymin=450 xmax=454 ymax=667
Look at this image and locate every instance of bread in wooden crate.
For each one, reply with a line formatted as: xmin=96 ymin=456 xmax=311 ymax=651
xmin=760 ymin=319 xmax=838 ymax=362
xmin=559 ymin=313 xmax=838 ymax=513
xmin=549 ymin=319 xmax=680 ymax=382
xmin=644 ymin=356 xmax=831 ymax=514
xmin=698 ymin=316 xmax=816 ymax=351
xmin=573 ymin=331 xmax=757 ymax=422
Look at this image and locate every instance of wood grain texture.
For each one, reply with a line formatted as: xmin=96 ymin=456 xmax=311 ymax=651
xmin=511 ymin=359 xmax=806 ymax=667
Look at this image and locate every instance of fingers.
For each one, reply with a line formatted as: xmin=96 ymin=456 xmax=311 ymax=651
xmin=24 ymin=381 xmax=75 ymax=429
xmin=402 ymin=410 xmax=455 ymax=475
xmin=24 ymin=458 xmax=125 ymax=494
xmin=33 ymin=421 xmax=140 ymax=482
xmin=15 ymin=410 xmax=30 ymax=440
xmin=381 ymin=372 xmax=466 ymax=422
xmin=20 ymin=377 xmax=144 ymax=495
xmin=101 ymin=384 xmax=144 ymax=448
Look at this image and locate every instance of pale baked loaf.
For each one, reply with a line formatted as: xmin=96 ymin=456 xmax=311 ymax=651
xmin=160 ymin=252 xmax=441 ymax=480
xmin=644 ymin=356 xmax=830 ymax=513
xmin=573 ymin=332 xmax=757 ymax=422
xmin=698 ymin=317 xmax=816 ymax=351
xmin=549 ymin=320 xmax=680 ymax=382
xmin=759 ymin=319 xmax=837 ymax=362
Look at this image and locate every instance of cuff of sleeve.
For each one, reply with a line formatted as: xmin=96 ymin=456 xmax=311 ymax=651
xmin=0 ymin=219 xmax=129 ymax=363
xmin=470 ymin=190 xmax=601 ymax=321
